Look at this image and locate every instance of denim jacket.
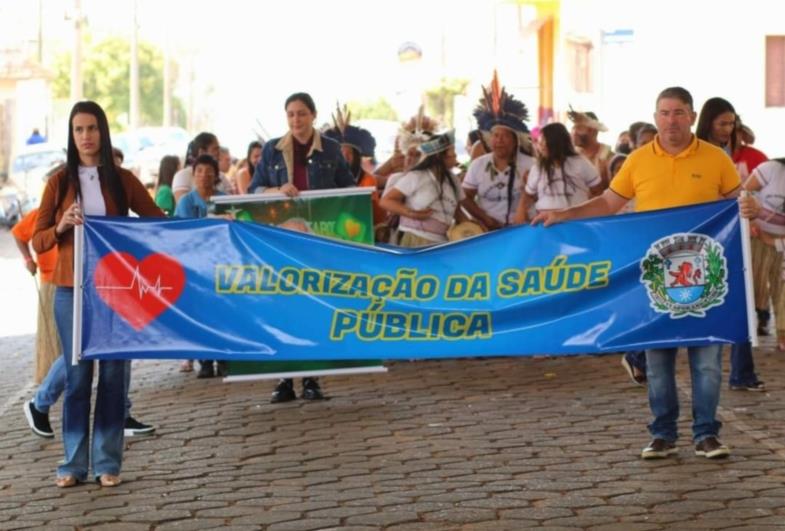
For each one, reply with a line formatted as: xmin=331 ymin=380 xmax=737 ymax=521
xmin=247 ymin=131 xmax=354 ymax=193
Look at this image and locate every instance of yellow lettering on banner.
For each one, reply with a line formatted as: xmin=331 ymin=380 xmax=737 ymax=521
xmin=330 ymin=309 xmax=492 ymax=341
xmin=496 ymin=256 xmax=612 ymax=298
xmin=444 ymin=273 xmax=490 ymax=301
xmin=215 ymin=258 xmax=611 ymax=302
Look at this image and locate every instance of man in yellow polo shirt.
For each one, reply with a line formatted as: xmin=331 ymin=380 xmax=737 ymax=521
xmin=533 ymin=86 xmax=759 ymax=461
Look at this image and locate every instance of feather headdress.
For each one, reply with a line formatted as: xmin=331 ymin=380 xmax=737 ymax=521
xmin=397 ymin=105 xmax=440 ymax=153
xmin=473 ymin=70 xmax=530 ymax=134
xmin=566 ymin=105 xmax=608 ymax=132
xmin=323 ymin=102 xmax=376 ymax=158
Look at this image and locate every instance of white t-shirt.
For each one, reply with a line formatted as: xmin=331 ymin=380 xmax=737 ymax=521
xmin=383 ymin=171 xmax=405 ymax=197
xmin=78 ymin=166 xmax=106 ymax=216
xmin=393 ymin=169 xmax=465 ymax=242
xmin=752 ymin=160 xmax=785 ymax=236
xmin=172 ymin=166 xmax=234 ymax=195
xmin=462 ymin=152 xmax=535 ymax=225
xmin=525 ymin=155 xmax=601 ymax=211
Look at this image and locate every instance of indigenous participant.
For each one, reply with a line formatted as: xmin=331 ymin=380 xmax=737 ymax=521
xmin=381 ymin=108 xmax=440 ymax=193
xmin=375 ymin=108 xmax=439 ymax=243
xmin=323 ymin=104 xmax=386 ymax=227
xmin=461 ymin=73 xmax=535 ymax=230
xmin=533 ymin=86 xmax=759 ymax=461
xmin=567 ymin=107 xmax=614 ymax=188
xmin=379 ymin=130 xmax=465 ymax=247
xmin=246 ymin=92 xmax=353 ymax=403
xmin=468 ymin=74 xmax=535 ymax=162
xmin=33 ymin=101 xmax=164 ymax=488
xmin=514 ymin=122 xmax=603 ymax=224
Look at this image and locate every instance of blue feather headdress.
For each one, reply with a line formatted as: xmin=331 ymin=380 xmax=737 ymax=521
xmin=323 ymin=103 xmax=377 ymax=158
xmin=473 ymin=71 xmax=530 ymax=134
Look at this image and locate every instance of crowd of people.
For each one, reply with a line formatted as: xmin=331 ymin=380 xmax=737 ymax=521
xmin=12 ymin=76 xmax=779 ymax=486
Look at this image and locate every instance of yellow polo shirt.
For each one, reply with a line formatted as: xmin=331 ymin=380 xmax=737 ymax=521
xmin=610 ymin=135 xmax=740 ymax=212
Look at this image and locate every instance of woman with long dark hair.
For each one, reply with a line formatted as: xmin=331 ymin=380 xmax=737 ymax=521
xmin=32 ymin=101 xmax=163 ymax=487
xmin=695 ymin=97 xmax=765 ymax=391
xmin=235 ymin=141 xmax=263 ymax=196
xmin=379 ymin=131 xmax=464 ymax=247
xmin=696 ymin=97 xmax=738 ymax=155
xmin=154 ymin=154 xmax=181 ymax=216
xmin=514 ymin=122 xmax=603 ymax=223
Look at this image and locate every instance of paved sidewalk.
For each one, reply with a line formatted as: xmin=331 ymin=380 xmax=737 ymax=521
xmin=2 ymin=330 xmax=785 ymax=530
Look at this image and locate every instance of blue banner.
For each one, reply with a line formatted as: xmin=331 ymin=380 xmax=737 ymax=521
xmin=77 ymin=199 xmax=751 ymax=361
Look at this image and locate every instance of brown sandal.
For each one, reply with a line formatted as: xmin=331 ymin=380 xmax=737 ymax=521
xmin=55 ymin=475 xmax=78 ymax=488
xmin=98 ymin=474 xmax=122 ymax=487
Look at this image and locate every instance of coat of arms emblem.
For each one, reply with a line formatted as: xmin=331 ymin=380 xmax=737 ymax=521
xmin=640 ymin=233 xmax=728 ymax=318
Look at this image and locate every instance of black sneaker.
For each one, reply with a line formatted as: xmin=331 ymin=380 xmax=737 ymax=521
xmin=24 ymin=400 xmax=54 ymax=438
xmin=695 ymin=436 xmax=730 ymax=459
xmin=621 ymin=355 xmax=646 ymax=386
xmin=730 ymin=381 xmax=766 ymax=392
xmin=640 ymin=438 xmax=677 ymax=459
xmin=197 ymin=362 xmax=215 ymax=379
xmin=301 ymin=378 xmax=325 ymax=401
xmin=215 ymin=361 xmax=228 ymax=378
xmin=124 ymin=417 xmax=156 ymax=437
xmin=271 ymin=379 xmax=296 ymax=403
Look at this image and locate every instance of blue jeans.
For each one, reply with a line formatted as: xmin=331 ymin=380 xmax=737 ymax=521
xmin=729 ymin=341 xmax=759 ymax=386
xmin=646 ymin=345 xmax=723 ymax=443
xmin=54 ymin=287 xmax=126 ymax=481
xmin=34 ymin=356 xmax=133 ymax=418
xmin=632 ymin=345 xmax=757 ymax=387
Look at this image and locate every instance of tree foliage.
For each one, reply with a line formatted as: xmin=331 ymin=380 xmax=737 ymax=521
xmin=52 ymin=37 xmax=185 ymax=131
xmin=425 ymin=77 xmax=469 ymax=128
xmin=346 ymin=98 xmax=398 ymax=121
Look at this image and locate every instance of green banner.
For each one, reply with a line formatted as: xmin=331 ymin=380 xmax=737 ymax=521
xmin=211 ymin=188 xmax=384 ymax=380
xmin=213 ymin=189 xmax=374 ymax=244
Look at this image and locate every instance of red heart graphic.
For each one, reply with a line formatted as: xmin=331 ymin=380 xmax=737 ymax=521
xmin=94 ymin=252 xmax=185 ymax=330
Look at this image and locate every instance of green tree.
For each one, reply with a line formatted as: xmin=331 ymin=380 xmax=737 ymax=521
xmin=346 ymin=98 xmax=398 ymax=121
xmin=425 ymin=77 xmax=469 ymax=128
xmin=52 ymin=37 xmax=185 ymax=131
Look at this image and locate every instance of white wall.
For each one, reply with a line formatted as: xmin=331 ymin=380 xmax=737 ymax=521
xmin=558 ymin=0 xmax=784 ymax=155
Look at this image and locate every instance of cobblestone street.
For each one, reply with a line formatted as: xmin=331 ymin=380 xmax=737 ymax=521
xmin=1 ymin=228 xmax=784 ymax=530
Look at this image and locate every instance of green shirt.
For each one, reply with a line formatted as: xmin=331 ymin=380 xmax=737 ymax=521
xmin=155 ymin=184 xmax=175 ymax=216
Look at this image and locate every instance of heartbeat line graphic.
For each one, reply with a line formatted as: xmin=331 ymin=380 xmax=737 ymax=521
xmin=97 ymin=266 xmax=176 ymax=299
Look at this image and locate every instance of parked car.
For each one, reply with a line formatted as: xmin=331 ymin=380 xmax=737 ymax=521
xmin=114 ymin=127 xmax=189 ymax=185
xmin=0 ymin=188 xmax=23 ymax=228
xmin=7 ymin=142 xmax=66 ymax=205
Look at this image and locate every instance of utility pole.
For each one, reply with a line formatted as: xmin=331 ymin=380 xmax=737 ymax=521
xmin=129 ymin=0 xmax=140 ymax=129
xmin=37 ymin=0 xmax=43 ymax=64
xmin=68 ymin=0 xmax=84 ymax=102
xmin=163 ymin=34 xmax=171 ymax=126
